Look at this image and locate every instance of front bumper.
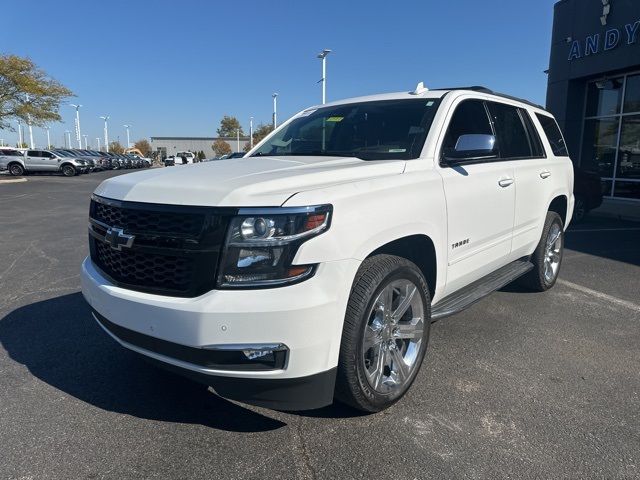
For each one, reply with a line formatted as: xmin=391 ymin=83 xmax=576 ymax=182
xmin=81 ymin=256 xmax=359 ymax=410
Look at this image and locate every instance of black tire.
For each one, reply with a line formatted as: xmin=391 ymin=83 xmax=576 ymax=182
xmin=518 ymin=211 xmax=564 ymax=292
xmin=335 ymin=254 xmax=431 ymax=413
xmin=61 ymin=164 xmax=77 ymax=177
xmin=572 ymin=194 xmax=587 ymax=223
xmin=8 ymin=163 xmax=25 ymax=176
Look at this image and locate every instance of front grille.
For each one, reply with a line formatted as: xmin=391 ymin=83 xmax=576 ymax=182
xmin=89 ymin=195 xmax=233 ymax=297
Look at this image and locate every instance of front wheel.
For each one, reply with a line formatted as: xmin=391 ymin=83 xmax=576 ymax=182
xmin=518 ymin=211 xmax=564 ymax=292
xmin=572 ymin=194 xmax=587 ymax=223
xmin=335 ymin=254 xmax=431 ymax=412
xmin=62 ymin=165 xmax=77 ymax=177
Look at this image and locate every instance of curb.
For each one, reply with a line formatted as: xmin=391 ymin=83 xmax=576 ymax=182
xmin=0 ymin=177 xmax=27 ymax=184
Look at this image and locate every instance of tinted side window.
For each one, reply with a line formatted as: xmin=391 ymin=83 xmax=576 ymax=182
xmin=27 ymin=150 xmax=40 ymax=157
xmin=520 ymin=109 xmax=545 ymax=158
xmin=442 ymin=100 xmax=493 ymax=158
xmin=536 ymin=113 xmax=569 ymax=157
xmin=0 ymin=149 xmax=22 ymax=156
xmin=487 ymin=102 xmax=532 ymax=159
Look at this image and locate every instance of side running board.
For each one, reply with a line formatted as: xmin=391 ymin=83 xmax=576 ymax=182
xmin=431 ymin=259 xmax=533 ymax=320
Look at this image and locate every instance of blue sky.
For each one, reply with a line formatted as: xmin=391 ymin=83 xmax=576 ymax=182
xmin=2 ymin=0 xmax=557 ymax=148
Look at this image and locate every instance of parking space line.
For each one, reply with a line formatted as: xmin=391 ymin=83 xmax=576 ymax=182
xmin=568 ymin=228 xmax=640 ymax=233
xmin=557 ymin=279 xmax=640 ymax=312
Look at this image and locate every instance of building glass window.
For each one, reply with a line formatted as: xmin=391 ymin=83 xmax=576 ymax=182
xmin=581 ymin=72 xmax=640 ymax=201
xmin=585 ymin=78 xmax=623 ymax=117
xmin=623 ymin=75 xmax=640 ymax=113
xmin=581 ymin=119 xmax=618 ymax=177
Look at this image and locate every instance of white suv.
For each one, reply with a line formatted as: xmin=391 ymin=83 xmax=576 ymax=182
xmin=81 ymin=85 xmax=574 ymax=412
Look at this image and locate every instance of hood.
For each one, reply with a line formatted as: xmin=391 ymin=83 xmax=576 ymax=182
xmin=94 ymin=156 xmax=405 ymax=206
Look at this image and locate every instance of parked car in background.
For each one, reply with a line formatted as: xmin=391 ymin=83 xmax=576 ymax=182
xmin=169 ymin=151 xmax=197 ymax=165
xmin=572 ymin=166 xmax=603 ymax=222
xmin=1 ymin=149 xmax=88 ymax=176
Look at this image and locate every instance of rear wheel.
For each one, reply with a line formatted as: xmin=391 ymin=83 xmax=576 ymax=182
xmin=336 ymin=254 xmax=431 ymax=412
xmin=8 ymin=163 xmax=24 ymax=176
xmin=61 ymin=164 xmax=77 ymax=177
xmin=518 ymin=211 xmax=564 ymax=292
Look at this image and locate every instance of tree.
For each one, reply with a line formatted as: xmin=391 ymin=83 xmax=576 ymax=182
xmin=133 ymin=139 xmax=151 ymax=157
xmin=212 ymin=139 xmax=231 ymax=157
xmin=244 ymin=123 xmax=274 ymax=152
xmin=0 ymin=54 xmax=74 ymax=131
xmin=109 ymin=141 xmax=124 ymax=154
xmin=217 ymin=115 xmax=244 ymax=138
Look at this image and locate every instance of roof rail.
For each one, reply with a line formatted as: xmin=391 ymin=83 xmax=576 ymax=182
xmin=433 ymin=86 xmax=546 ymax=110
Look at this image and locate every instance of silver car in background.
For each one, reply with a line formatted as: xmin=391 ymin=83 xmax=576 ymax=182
xmin=0 ymin=148 xmax=88 ymax=176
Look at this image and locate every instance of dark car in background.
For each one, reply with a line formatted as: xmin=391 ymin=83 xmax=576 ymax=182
xmin=573 ymin=166 xmax=604 ymax=222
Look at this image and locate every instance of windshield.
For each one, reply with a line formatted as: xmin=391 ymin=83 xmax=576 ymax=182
xmin=252 ymin=98 xmax=441 ymax=160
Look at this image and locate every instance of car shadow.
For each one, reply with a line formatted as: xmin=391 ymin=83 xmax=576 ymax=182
xmin=0 ymin=292 xmax=287 ymax=433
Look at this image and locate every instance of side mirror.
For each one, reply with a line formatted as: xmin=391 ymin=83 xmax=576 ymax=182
xmin=444 ymin=134 xmax=497 ymax=162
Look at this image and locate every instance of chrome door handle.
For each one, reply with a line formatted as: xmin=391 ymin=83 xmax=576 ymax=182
xmin=540 ymin=170 xmax=551 ymax=179
xmin=498 ymin=178 xmax=514 ymax=187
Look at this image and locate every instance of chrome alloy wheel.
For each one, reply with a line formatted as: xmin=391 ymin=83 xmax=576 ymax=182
xmin=543 ymin=223 xmax=562 ymax=283
xmin=362 ymin=279 xmax=425 ymax=394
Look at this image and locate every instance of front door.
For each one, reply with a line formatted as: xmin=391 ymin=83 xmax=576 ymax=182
xmin=437 ymin=99 xmax=516 ymax=296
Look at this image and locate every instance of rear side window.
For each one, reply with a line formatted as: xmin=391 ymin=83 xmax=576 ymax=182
xmin=535 ymin=114 xmax=569 ymax=157
xmin=519 ymin=109 xmax=546 ymax=158
xmin=27 ymin=150 xmax=41 ymax=157
xmin=442 ymin=100 xmax=493 ymax=158
xmin=487 ymin=102 xmax=532 ymax=159
xmin=0 ymin=149 xmax=22 ymax=156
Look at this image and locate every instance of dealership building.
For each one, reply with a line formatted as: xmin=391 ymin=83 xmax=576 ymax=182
xmin=150 ymin=136 xmax=250 ymax=158
xmin=547 ymin=0 xmax=640 ymax=207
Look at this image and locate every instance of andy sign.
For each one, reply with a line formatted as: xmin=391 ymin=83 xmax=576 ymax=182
xmin=568 ymin=1 xmax=640 ymax=61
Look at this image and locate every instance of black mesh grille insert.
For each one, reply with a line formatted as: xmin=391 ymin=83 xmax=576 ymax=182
xmin=94 ymin=201 xmax=204 ymax=235
xmin=89 ymin=196 xmax=232 ymax=297
xmin=94 ymin=241 xmax=193 ymax=292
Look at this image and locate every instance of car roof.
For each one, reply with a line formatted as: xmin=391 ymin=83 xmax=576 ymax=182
xmin=317 ymin=84 xmax=547 ymax=113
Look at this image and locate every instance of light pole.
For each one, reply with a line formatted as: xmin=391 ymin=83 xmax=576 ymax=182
xmin=70 ymin=104 xmax=83 ymax=148
xmin=96 ymin=137 xmax=101 ymax=151
xmin=317 ymin=49 xmax=332 ymax=104
xmin=44 ymin=126 xmax=51 ymax=149
xmin=17 ymin=120 xmax=23 ymax=147
xmin=249 ymin=116 xmax=254 ymax=149
xmin=83 ymin=134 xmax=89 ymax=149
xmin=25 ymin=93 xmax=35 ymax=148
xmin=236 ymin=128 xmax=240 ymax=152
xmin=65 ymin=130 xmax=72 ymax=148
xmin=124 ymin=124 xmax=131 ymax=148
xmin=272 ymin=93 xmax=278 ymax=129
xmin=100 ymin=115 xmax=110 ymax=152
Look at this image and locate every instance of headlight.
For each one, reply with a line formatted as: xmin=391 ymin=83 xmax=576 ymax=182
xmin=218 ymin=205 xmax=331 ymax=288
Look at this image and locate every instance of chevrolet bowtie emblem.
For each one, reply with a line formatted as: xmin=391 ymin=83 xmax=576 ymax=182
xmin=104 ymin=227 xmax=135 ymax=250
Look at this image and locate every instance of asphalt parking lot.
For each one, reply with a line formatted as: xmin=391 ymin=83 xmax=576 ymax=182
xmin=0 ymin=170 xmax=639 ymax=479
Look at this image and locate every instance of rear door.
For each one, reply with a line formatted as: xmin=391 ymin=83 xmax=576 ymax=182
xmin=438 ymin=98 xmax=516 ymax=296
xmin=485 ymin=102 xmax=551 ymax=260
xmin=25 ymin=150 xmax=43 ymax=170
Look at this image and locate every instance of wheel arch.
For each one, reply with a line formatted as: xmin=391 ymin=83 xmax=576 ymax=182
xmin=548 ymin=194 xmax=568 ymax=227
xmin=366 ymin=234 xmax=438 ymax=299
